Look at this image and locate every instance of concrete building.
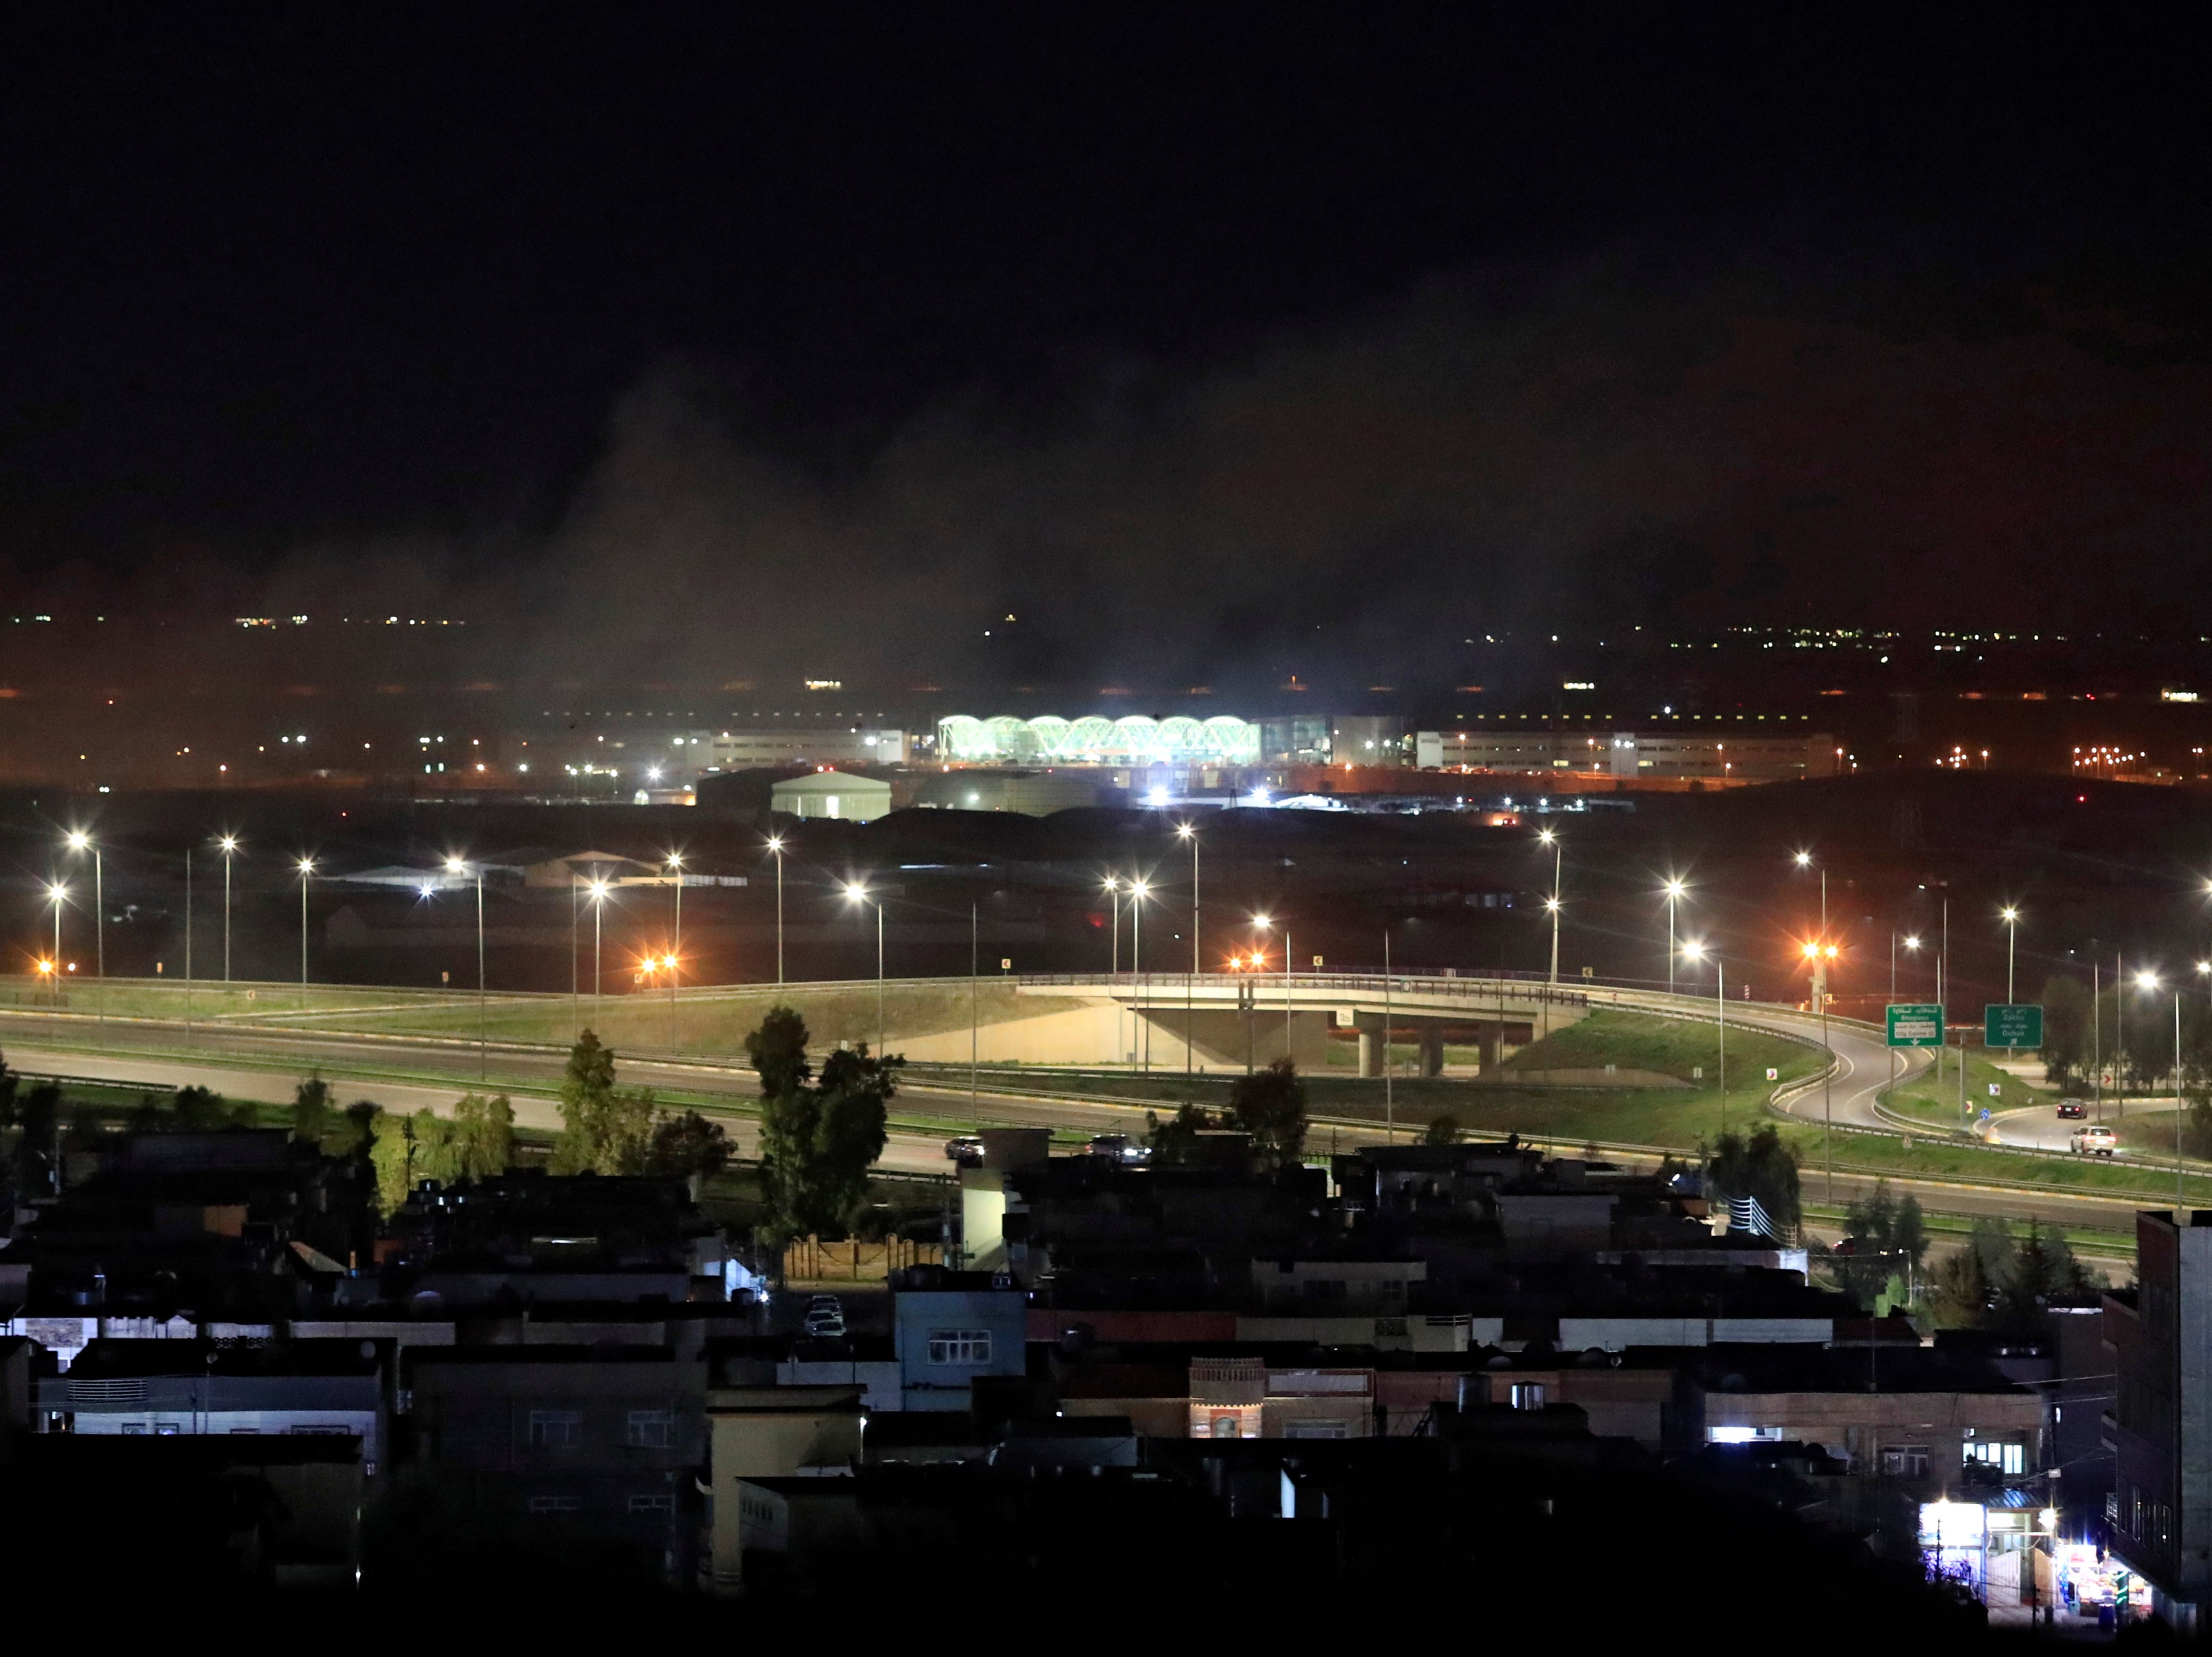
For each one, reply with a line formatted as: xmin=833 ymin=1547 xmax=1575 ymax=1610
xmin=913 ymin=769 xmax=1099 ymax=815
xmin=699 ymin=728 xmax=908 ymax=770
xmin=889 ymin=1267 xmax=1027 ymax=1412
xmin=2105 ymin=1210 xmax=2212 ymax=1628
xmin=1425 ymin=725 xmax=1839 ymax=782
xmin=769 ymin=768 xmax=893 ymax=822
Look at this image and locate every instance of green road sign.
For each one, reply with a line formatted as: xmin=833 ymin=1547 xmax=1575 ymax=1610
xmin=1886 ymin=1003 xmax=1944 ymax=1047
xmin=1984 ymin=1003 xmax=2043 ymax=1048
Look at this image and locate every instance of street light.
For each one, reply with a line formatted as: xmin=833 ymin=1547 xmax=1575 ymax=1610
xmin=2137 ymin=970 xmax=2186 ymax=1218
xmin=1130 ymin=877 xmax=1152 ymax=1072
xmin=1804 ymin=938 xmax=1840 ymax=1199
xmin=218 ymin=835 xmax=239 ymax=983
xmin=764 ymin=835 xmax=786 ymax=985
xmin=844 ymin=881 xmax=885 ymax=1056
xmin=1663 ymin=878 xmax=1686 ymax=993
xmin=63 ymin=831 xmax=103 ymax=1043
xmin=1177 ymin=822 xmax=1199 ymax=1082
xmin=45 ymin=881 xmax=66 ymax=1002
xmin=665 ymin=850 xmax=685 ymax=1052
xmin=1538 ymin=829 xmax=1563 ymax=986
xmin=1682 ymin=940 xmax=1726 ymax=1134
xmin=448 ymin=854 xmax=486 ymax=1079
xmin=1254 ymin=912 xmax=1293 ymax=1064
xmin=587 ymin=876 xmax=610 ymax=1027
xmin=296 ymin=858 xmax=316 ymax=1007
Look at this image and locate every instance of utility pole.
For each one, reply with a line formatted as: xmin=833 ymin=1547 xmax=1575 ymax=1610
xmin=1383 ymin=927 xmax=1395 ymax=1142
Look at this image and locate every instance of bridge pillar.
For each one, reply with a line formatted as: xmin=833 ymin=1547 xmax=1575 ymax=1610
xmin=1353 ymin=1012 xmax=1387 ymax=1078
xmin=1418 ymin=1023 xmax=1445 ymax=1078
xmin=1476 ymin=1023 xmax=1502 ymax=1076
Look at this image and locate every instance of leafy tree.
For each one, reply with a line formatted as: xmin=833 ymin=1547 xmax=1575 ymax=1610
xmin=173 ymin=1085 xmax=229 ymax=1131
xmin=551 ymin=1031 xmax=657 ymax=1174
xmin=749 ymin=1008 xmax=897 ymax=1238
xmin=0 ymin=1049 xmax=20 ymax=1130
xmin=450 ymin=1092 xmax=515 ymax=1179
xmin=1144 ymin=1101 xmax=1221 ymax=1163
xmin=1928 ymin=1217 xmax=2092 ymax=1330
xmin=647 ymin=1110 xmax=731 ymax=1186
xmin=1705 ymin=1124 xmax=1802 ymax=1235
xmin=1832 ymin=1182 xmax=1931 ymax=1309
xmin=1424 ymin=1113 xmax=1462 ymax=1145
xmin=293 ymin=1072 xmax=335 ymax=1144
xmin=11 ymin=1080 xmax=60 ymax=1195
xmin=1226 ymin=1058 xmax=1307 ymax=1166
xmin=369 ymin=1110 xmax=414 ymax=1217
xmin=410 ymin=1109 xmax=459 ymax=1183
xmin=2040 ymin=976 xmax=2091 ymax=1090
xmin=332 ymin=1100 xmax=378 ymax=1159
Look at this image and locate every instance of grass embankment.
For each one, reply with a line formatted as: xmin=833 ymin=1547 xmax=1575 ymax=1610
xmin=0 ymin=977 xmax=1075 ymax=1060
xmin=1881 ymin=1045 xmax=2045 ymax=1130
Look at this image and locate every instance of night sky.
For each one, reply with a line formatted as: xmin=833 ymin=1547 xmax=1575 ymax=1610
xmin=6 ymin=8 xmax=2212 ymax=695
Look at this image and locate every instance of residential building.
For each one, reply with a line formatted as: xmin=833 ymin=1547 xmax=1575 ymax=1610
xmin=889 ymin=1267 xmax=1027 ymax=1412
xmin=2104 ymin=1210 xmax=2212 ymax=1628
xmin=701 ymin=1384 xmax=865 ymax=1594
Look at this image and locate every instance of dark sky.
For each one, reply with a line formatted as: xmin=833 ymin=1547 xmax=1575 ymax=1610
xmin=6 ymin=7 xmax=2212 ymax=694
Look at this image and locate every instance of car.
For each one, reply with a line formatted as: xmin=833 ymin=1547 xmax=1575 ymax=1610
xmin=2071 ymin=1125 xmax=2118 ymax=1157
xmin=1085 ymin=1133 xmax=1152 ymax=1166
xmin=802 ymin=1295 xmax=846 ymax=1337
xmin=2057 ymin=1101 xmax=2087 ymax=1119
xmin=944 ymin=1135 xmax=985 ymax=1167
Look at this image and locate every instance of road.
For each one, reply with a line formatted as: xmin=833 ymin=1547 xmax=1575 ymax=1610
xmin=0 ymin=1000 xmax=2165 ymax=1238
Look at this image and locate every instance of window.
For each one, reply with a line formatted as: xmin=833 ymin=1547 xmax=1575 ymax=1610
xmin=1880 ymin=1445 xmax=1932 ymax=1478
xmin=628 ymin=1493 xmax=675 ymax=1513
xmin=626 ymin=1410 xmax=674 ymax=1449
xmin=527 ymin=1494 xmax=581 ymax=1515
xmin=120 ymin=1422 xmax=148 ymax=1436
xmin=1963 ymin=1439 xmax=2024 ymax=1476
xmin=1209 ymin=1416 xmax=1243 ymax=1439
xmin=1509 ymin=1384 xmax=1547 ymax=1411
xmin=1283 ymin=1420 xmax=1350 ymax=1439
xmin=529 ymin=1410 xmax=583 ymax=1448
xmin=154 ymin=1422 xmax=182 ymax=1436
xmin=927 ymin=1331 xmax=993 ymax=1366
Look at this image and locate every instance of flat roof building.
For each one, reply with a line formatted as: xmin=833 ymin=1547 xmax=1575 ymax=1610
xmin=770 ymin=768 xmax=892 ymax=822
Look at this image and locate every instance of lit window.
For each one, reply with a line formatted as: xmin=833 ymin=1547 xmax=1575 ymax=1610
xmin=1509 ymin=1383 xmax=1547 ymax=1411
xmin=927 ymin=1331 xmax=993 ymax=1366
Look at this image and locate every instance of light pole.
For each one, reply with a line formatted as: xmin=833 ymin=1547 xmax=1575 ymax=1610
xmin=665 ymin=851 xmax=685 ymax=1051
xmin=1894 ymin=932 xmax=1921 ymax=1104
xmin=46 ymin=881 xmax=66 ymax=1002
xmin=1683 ymin=940 xmax=1725 ymax=1134
xmin=1130 ymin=878 xmax=1150 ymax=1072
xmin=296 ymin=858 xmax=315 ymax=1007
xmin=2140 ymin=971 xmax=2186 ymax=1218
xmin=448 ymin=855 xmax=486 ymax=1079
xmin=1805 ymin=938 xmax=1839 ymax=1199
xmin=844 ymin=882 xmax=885 ymax=1056
xmin=569 ymin=870 xmax=581 ymax=1037
xmin=1178 ymin=823 xmax=1199 ymax=1081
xmin=1538 ymin=828 xmax=1562 ymax=986
xmin=1794 ymin=849 xmax=1826 ymax=938
xmin=1254 ymin=914 xmax=1293 ymax=1064
xmin=219 ymin=835 xmax=238 ymax=984
xmin=588 ymin=877 xmax=610 ymax=1029
xmin=2001 ymin=903 xmax=2020 ymax=1003
xmin=765 ymin=835 xmax=786 ymax=985
xmin=1663 ymin=878 xmax=1685 ymax=993
xmin=64 ymin=832 xmax=103 ymax=1043
xmin=183 ymin=847 xmax=193 ymax=1046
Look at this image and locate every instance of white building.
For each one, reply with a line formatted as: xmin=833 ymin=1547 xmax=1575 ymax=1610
xmin=770 ymin=769 xmax=894 ymax=822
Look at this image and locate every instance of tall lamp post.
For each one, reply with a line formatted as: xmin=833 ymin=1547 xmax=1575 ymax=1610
xmin=448 ymin=855 xmax=486 ymax=1079
xmin=1663 ymin=878 xmax=1686 ymax=993
xmin=1804 ymin=939 xmax=1839 ymax=1199
xmin=1538 ymin=828 xmax=1563 ymax=986
xmin=1177 ymin=822 xmax=1199 ymax=1081
xmin=1682 ymin=940 xmax=1726 ymax=1134
xmin=219 ymin=835 xmax=239 ymax=983
xmin=1253 ymin=914 xmax=1293 ymax=1063
xmin=764 ymin=836 xmax=787 ymax=985
xmin=63 ymin=832 xmax=103 ymax=1043
xmin=2139 ymin=971 xmax=2187 ymax=1218
xmin=844 ymin=882 xmax=885 ymax=1056
xmin=46 ymin=881 xmax=67 ymax=1001
xmin=665 ymin=851 xmax=685 ymax=1052
xmin=1130 ymin=879 xmax=1151 ymax=1072
xmin=587 ymin=877 xmax=610 ymax=1029
xmin=295 ymin=858 xmax=316 ymax=1008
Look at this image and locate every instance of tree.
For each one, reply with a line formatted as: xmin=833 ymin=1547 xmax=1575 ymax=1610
xmin=410 ymin=1109 xmax=459 ymax=1183
xmin=2040 ymin=976 xmax=2092 ymax=1090
xmin=1228 ymin=1058 xmax=1307 ymax=1166
xmin=369 ymin=1110 xmax=414 ymax=1217
xmin=647 ymin=1110 xmax=731 ymax=1187
xmin=173 ymin=1085 xmax=229 ymax=1131
xmin=748 ymin=1007 xmax=898 ymax=1239
xmin=0 ymin=1049 xmax=20 ymax=1130
xmin=1424 ymin=1113 xmax=1462 ymax=1145
xmin=1705 ymin=1124 xmax=1802 ymax=1235
xmin=293 ymin=1072 xmax=335 ymax=1144
xmin=450 ymin=1092 xmax=515 ymax=1179
xmin=551 ymin=1030 xmax=657 ymax=1174
xmin=1832 ymin=1182 xmax=1931 ymax=1310
xmin=1144 ymin=1101 xmax=1221 ymax=1164
xmin=11 ymin=1080 xmax=59 ymax=1195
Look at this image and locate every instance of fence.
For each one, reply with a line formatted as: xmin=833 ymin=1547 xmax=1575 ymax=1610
xmin=781 ymin=1234 xmax=943 ymax=1283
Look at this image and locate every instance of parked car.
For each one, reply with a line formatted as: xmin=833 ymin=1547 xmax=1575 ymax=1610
xmin=2056 ymin=1101 xmax=2087 ymax=1120
xmin=2071 ymin=1124 xmax=2118 ymax=1157
xmin=802 ymin=1294 xmax=846 ymax=1337
xmin=1085 ymin=1133 xmax=1152 ymax=1166
xmin=944 ymin=1135 xmax=985 ymax=1167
